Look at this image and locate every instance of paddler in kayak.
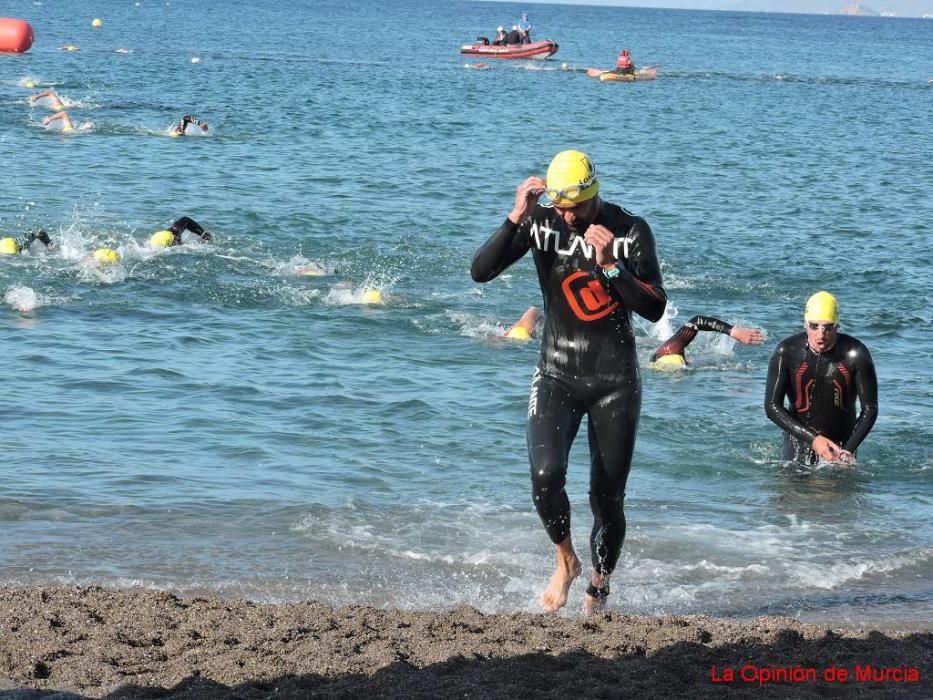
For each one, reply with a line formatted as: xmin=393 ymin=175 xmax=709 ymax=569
xmin=615 ymin=48 xmax=635 ymax=75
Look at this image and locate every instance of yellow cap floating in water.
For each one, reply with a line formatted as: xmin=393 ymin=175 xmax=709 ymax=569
xmin=149 ymin=230 xmax=174 ymax=248
xmin=652 ymin=353 xmax=687 ymax=371
xmin=0 ymin=237 xmax=20 ymax=255
xmin=505 ymin=325 xmax=532 ymax=341
xmin=546 ymin=150 xmax=599 ymax=207
xmin=24 ymin=80 xmax=37 ymax=88
xmin=804 ymin=290 xmax=839 ymax=324
xmin=91 ymin=18 xmax=103 ymax=27
xmin=360 ymin=289 xmax=382 ymax=305
xmin=93 ymin=247 xmax=120 ymax=265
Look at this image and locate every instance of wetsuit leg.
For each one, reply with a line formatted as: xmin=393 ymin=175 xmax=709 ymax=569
xmin=527 ymin=372 xmax=586 ymax=544
xmin=586 ymin=384 xmax=640 ymax=574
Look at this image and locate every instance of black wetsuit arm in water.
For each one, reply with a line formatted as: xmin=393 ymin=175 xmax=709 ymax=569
xmin=169 ymin=216 xmax=211 ymax=244
xmin=601 ymin=217 xmax=666 ymax=323
xmin=652 ymin=315 xmax=733 ymax=361
xmin=842 ymin=348 xmax=878 ymax=453
xmin=470 ymin=217 xmax=530 ymax=282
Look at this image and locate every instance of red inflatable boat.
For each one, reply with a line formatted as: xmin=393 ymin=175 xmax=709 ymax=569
xmin=460 ymin=39 xmax=559 ymax=60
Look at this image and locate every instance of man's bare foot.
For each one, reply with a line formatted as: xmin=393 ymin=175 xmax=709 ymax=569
xmin=540 ymin=539 xmax=582 ymax=613
xmin=583 ymin=572 xmax=610 ymax=616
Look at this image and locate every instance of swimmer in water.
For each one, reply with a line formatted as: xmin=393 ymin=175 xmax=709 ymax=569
xmin=171 ymin=114 xmax=208 ymax=136
xmin=42 ymin=111 xmax=93 ymax=133
xmin=29 ymin=89 xmax=65 ymax=111
xmin=765 ymin=291 xmax=878 ymax=466
xmin=504 ymin=306 xmax=540 ymax=341
xmin=84 ymin=247 xmax=121 ymax=267
xmin=0 ymin=229 xmax=53 ymax=255
xmin=650 ymin=315 xmax=764 ymax=370
xmin=149 ymin=216 xmax=212 ymax=248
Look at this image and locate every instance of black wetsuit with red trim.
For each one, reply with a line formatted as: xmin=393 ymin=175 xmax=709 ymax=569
xmin=765 ymin=332 xmax=878 ymax=464
xmin=471 ymin=200 xmax=666 ymax=575
xmin=651 ymin=315 xmax=733 ymax=363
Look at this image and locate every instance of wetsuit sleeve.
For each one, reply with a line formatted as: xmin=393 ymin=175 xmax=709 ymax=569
xmin=605 ymin=218 xmax=666 ymax=322
xmin=470 ymin=217 xmax=532 ymax=282
xmin=765 ymin=342 xmax=817 ymax=445
xmin=843 ymin=344 xmax=879 ymax=453
xmin=171 ymin=216 xmax=211 ymax=242
xmin=691 ymin=316 xmax=734 ymax=335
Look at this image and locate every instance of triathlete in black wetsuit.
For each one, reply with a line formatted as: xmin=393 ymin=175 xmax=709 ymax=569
xmin=149 ymin=216 xmax=212 ymax=248
xmin=765 ymin=291 xmax=878 ymax=465
xmin=651 ymin=315 xmax=764 ymax=369
xmin=471 ymin=150 xmax=666 ymax=614
xmin=0 ymin=229 xmax=53 ymax=255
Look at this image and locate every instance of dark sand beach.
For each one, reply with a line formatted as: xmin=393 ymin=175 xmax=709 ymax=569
xmin=0 ymin=586 xmax=929 ymax=698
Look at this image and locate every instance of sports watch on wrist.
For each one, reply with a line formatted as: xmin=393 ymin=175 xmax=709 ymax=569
xmin=601 ymin=263 xmax=621 ymax=279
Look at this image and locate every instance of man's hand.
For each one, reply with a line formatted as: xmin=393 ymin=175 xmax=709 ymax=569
xmin=812 ymin=435 xmax=854 ymax=466
xmin=583 ymin=224 xmax=616 ymax=267
xmin=508 ymin=176 xmax=546 ymax=225
xmin=731 ymin=327 xmax=765 ymax=345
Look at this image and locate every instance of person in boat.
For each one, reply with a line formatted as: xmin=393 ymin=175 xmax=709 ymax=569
xmin=764 ymin=291 xmax=878 ymax=466
xmin=172 ymin=114 xmax=208 ymax=136
xmin=42 ymin=111 xmax=93 ymax=133
xmin=506 ymin=25 xmax=522 ymax=45
xmin=518 ymin=13 xmax=533 ymax=44
xmin=29 ymin=89 xmax=65 ymax=111
xmin=0 ymin=229 xmax=53 ymax=255
xmin=616 ymin=49 xmax=635 ymax=75
xmin=471 ymin=150 xmax=667 ymax=616
xmin=650 ymin=315 xmax=764 ymax=370
xmin=492 ymin=26 xmax=508 ymax=46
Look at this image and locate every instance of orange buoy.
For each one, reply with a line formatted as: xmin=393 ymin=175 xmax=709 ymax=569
xmin=0 ymin=18 xmax=34 ymax=53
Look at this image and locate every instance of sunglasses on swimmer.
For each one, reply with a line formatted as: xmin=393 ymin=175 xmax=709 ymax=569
xmin=543 ymin=173 xmax=598 ymax=202
xmin=807 ymin=322 xmax=838 ymax=332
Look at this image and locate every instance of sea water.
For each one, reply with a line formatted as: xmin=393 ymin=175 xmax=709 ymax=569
xmin=1 ymin=0 xmax=931 ymax=628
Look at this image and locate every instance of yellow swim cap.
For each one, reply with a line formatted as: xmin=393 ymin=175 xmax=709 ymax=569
xmin=0 ymin=237 xmax=20 ymax=255
xmin=652 ymin=353 xmax=687 ymax=370
xmin=804 ymin=291 xmax=839 ymax=324
xmin=150 ymin=230 xmax=174 ymax=248
xmin=545 ymin=150 xmax=599 ymax=207
xmin=505 ymin=326 xmax=532 ymax=341
xmin=93 ymin=247 xmax=120 ymax=265
xmin=360 ymin=289 xmax=382 ymax=304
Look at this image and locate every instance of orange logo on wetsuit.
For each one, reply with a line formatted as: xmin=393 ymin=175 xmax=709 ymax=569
xmin=561 ymin=271 xmax=619 ymax=321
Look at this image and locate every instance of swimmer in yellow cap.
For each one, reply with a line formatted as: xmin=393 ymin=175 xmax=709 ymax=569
xmin=650 ymin=315 xmax=764 ymax=370
xmin=0 ymin=229 xmax=53 ymax=255
xmin=88 ymin=247 xmax=121 ymax=266
xmin=504 ymin=306 xmax=540 ymax=341
xmin=765 ymin=291 xmax=878 ymax=467
xmin=29 ymin=89 xmax=65 ymax=111
xmin=42 ymin=111 xmax=94 ymax=134
xmin=149 ymin=216 xmax=212 ymax=248
xmin=471 ymin=149 xmax=667 ymax=617
xmin=171 ymin=114 xmax=209 ymax=137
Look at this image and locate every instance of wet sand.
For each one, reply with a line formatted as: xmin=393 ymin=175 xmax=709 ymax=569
xmin=0 ymin=586 xmax=929 ymax=699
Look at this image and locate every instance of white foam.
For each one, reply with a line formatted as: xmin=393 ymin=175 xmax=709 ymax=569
xmin=4 ymin=286 xmax=40 ymax=312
